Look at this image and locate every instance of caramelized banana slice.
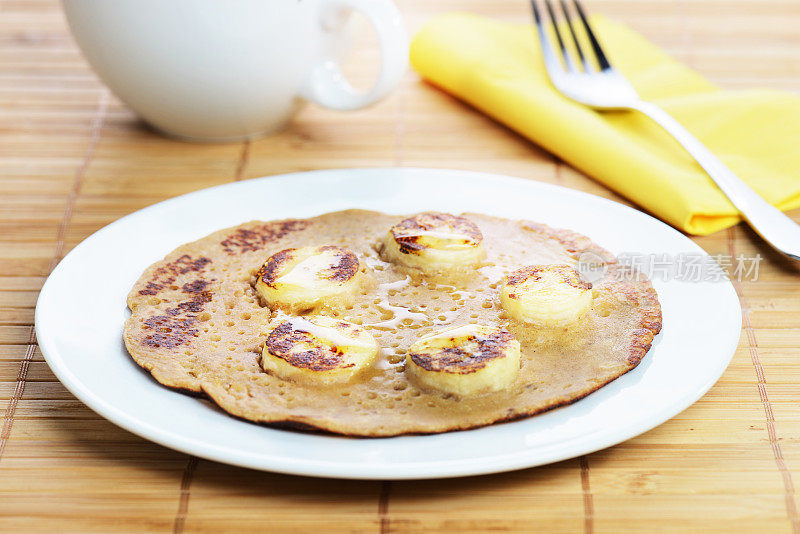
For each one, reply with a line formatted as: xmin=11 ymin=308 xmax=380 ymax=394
xmin=262 ymin=316 xmax=378 ymax=384
xmin=255 ymin=245 xmax=363 ymax=311
xmin=382 ymin=212 xmax=485 ymax=272
xmin=406 ymin=324 xmax=520 ymax=395
xmin=500 ymin=264 xmax=592 ymax=327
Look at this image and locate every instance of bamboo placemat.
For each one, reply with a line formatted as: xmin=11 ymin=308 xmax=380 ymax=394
xmin=2 ymin=0 xmax=800 ymax=532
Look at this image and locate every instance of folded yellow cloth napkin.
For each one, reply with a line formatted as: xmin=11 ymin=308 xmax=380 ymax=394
xmin=410 ymin=13 xmax=800 ymax=235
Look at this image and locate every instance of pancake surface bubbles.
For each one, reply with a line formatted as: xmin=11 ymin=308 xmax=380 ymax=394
xmin=123 ymin=210 xmax=662 ymax=436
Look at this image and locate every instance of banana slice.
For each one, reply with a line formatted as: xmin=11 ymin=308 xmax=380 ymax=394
xmin=382 ymin=212 xmax=485 ymax=272
xmin=406 ymin=324 xmax=520 ymax=395
xmin=255 ymin=245 xmax=363 ymax=312
xmin=262 ymin=316 xmax=378 ymax=384
xmin=500 ymin=264 xmax=593 ymax=327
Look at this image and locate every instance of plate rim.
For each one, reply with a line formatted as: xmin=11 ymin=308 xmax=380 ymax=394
xmin=35 ymin=167 xmax=742 ymax=479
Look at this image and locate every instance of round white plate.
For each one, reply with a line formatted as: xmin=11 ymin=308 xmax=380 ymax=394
xmin=36 ymin=168 xmax=741 ymax=479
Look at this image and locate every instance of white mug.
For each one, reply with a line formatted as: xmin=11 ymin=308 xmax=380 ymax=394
xmin=62 ymin=0 xmax=408 ymax=142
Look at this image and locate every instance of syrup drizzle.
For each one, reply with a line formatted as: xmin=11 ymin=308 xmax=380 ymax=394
xmin=366 ymin=275 xmax=428 ymax=330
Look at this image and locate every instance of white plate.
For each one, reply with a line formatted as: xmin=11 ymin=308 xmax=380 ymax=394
xmin=36 ymin=168 xmax=741 ymax=479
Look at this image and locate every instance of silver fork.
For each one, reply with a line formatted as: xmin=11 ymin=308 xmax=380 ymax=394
xmin=531 ymin=0 xmax=800 ymax=261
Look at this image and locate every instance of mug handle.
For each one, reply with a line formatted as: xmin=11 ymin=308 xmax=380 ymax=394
xmin=301 ymin=0 xmax=408 ymax=111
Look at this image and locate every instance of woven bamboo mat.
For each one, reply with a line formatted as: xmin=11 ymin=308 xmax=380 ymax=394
xmin=2 ymin=0 xmax=800 ymax=532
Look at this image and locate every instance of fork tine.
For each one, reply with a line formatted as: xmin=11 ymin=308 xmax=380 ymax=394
xmin=530 ymin=0 xmax=565 ymax=77
xmin=543 ymin=0 xmax=577 ymax=72
xmin=559 ymin=0 xmax=590 ymax=72
xmin=572 ymin=0 xmax=612 ymax=70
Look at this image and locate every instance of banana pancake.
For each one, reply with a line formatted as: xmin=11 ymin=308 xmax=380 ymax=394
xmin=124 ymin=210 xmax=661 ymax=436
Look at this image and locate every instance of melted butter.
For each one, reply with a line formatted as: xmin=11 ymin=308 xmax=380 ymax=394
xmin=478 ymin=263 xmax=508 ymax=283
xmin=379 ymin=277 xmax=411 ymax=292
xmin=419 ymin=323 xmax=482 ymax=343
xmin=397 ymin=229 xmax=478 ymax=250
xmin=425 ymin=281 xmax=469 ymax=326
xmin=275 ymin=252 xmax=340 ymax=288
xmin=361 ymin=255 xmax=383 ymax=270
xmin=282 ymin=316 xmax=375 ymax=350
xmin=365 ymin=275 xmax=428 ymax=330
xmin=398 ymin=229 xmax=475 ymax=241
xmin=373 ymin=348 xmax=400 ymax=370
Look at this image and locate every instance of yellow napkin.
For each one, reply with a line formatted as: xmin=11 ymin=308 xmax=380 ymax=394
xmin=410 ymin=13 xmax=800 ymax=235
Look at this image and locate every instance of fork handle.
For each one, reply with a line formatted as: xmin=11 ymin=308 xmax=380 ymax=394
xmin=632 ymin=101 xmax=800 ymax=260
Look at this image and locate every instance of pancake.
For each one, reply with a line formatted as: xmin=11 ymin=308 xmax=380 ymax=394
xmin=123 ymin=210 xmax=662 ymax=437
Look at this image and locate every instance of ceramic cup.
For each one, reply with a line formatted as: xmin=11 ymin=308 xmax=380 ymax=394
xmin=62 ymin=0 xmax=408 ymax=142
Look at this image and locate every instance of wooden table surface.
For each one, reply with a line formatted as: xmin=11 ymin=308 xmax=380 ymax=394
xmin=2 ymin=0 xmax=800 ymax=532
